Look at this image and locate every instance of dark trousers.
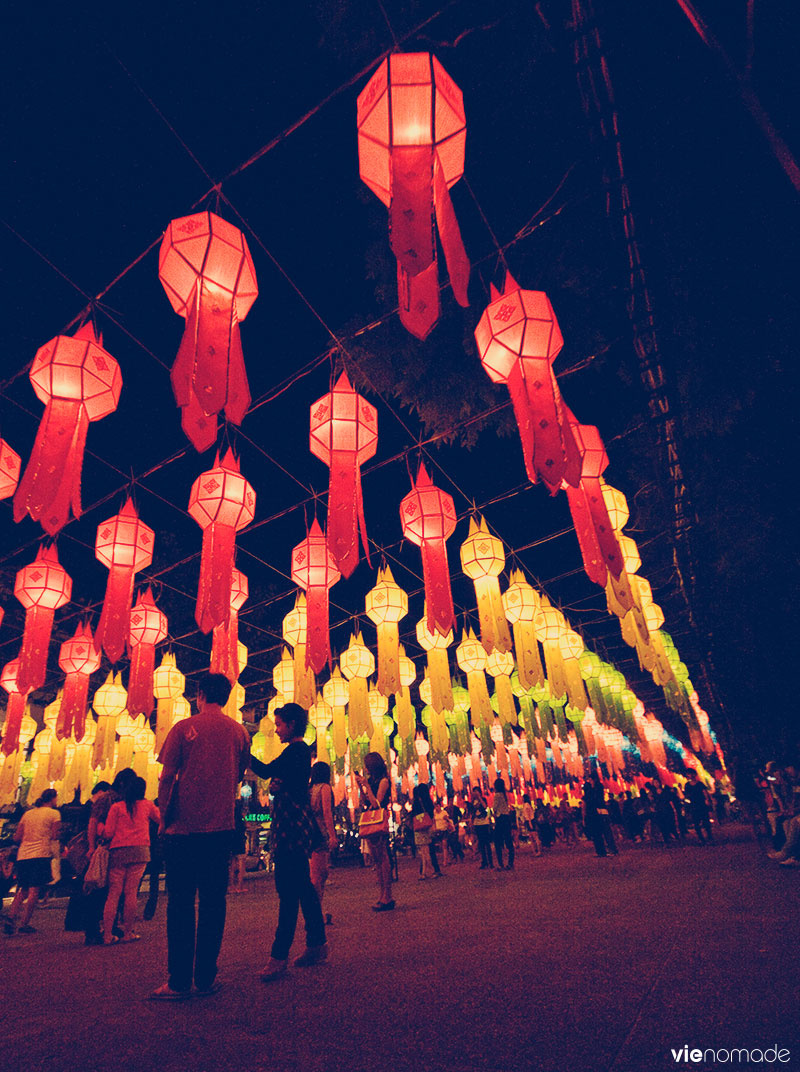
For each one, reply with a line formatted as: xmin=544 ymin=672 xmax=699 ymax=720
xmin=475 ymin=825 xmax=494 ymax=867
xmin=691 ymin=810 xmax=714 ymax=844
xmin=494 ymin=815 xmax=515 ymax=868
xmin=588 ymin=816 xmax=618 ymax=856
xmin=164 ymin=831 xmax=232 ymax=992
xmin=271 ymin=851 xmax=325 ymax=961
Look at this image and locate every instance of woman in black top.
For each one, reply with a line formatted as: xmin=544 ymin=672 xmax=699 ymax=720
xmin=249 ymin=703 xmax=326 ymax=981
xmin=356 ymin=752 xmax=394 ymax=911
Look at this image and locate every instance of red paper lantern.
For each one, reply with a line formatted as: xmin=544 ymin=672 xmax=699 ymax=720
xmin=127 ymin=588 xmax=168 ymax=717
xmin=211 ymin=568 xmax=248 ymax=684
xmin=474 ymin=273 xmax=581 ymax=493
xmin=14 ymin=544 xmax=72 ymax=693
xmin=13 ymin=324 xmax=122 ymax=534
xmin=291 ymin=519 xmax=340 ymax=673
xmin=159 ymin=212 xmax=257 ymax=451
xmin=309 ymin=371 xmax=378 ymax=577
xmin=357 ymin=52 xmax=470 ymax=339
xmin=562 ymin=414 xmax=623 ymax=587
xmin=57 ymin=622 xmax=101 ymax=740
xmin=0 ymin=659 xmax=29 ymax=757
xmin=0 ymin=438 xmax=22 ymax=500
xmin=95 ymin=499 xmax=154 ymax=664
xmin=400 ymin=462 xmax=456 ymax=636
xmin=188 ymin=450 xmax=255 ymax=633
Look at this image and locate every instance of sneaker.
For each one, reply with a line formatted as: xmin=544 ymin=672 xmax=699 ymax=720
xmin=293 ymin=943 xmax=328 ymax=967
xmin=260 ymin=959 xmax=288 ymax=982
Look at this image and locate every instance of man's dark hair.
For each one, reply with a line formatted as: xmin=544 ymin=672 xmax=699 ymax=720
xmin=198 ymin=671 xmax=233 ymax=707
xmin=276 ymin=702 xmax=308 ymax=737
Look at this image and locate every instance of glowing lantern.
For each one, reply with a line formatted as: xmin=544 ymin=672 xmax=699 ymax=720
xmin=14 ymin=544 xmax=72 ymax=692
xmin=159 ymin=211 xmax=257 ymax=451
xmin=456 ymin=630 xmax=493 ymax=729
xmin=310 ymin=694 xmax=333 ymax=762
xmin=557 ymin=629 xmax=590 ymax=710
xmin=601 ymin=479 xmax=629 ymax=533
xmin=13 ymin=324 xmax=122 ymax=534
xmin=415 ymin=611 xmax=454 ymax=714
xmin=460 ymin=516 xmax=512 ymax=654
xmin=503 ymin=570 xmax=544 ymax=690
xmin=127 ymin=588 xmax=168 ymax=717
xmin=563 ymin=416 xmax=623 ymax=587
xmin=273 ymin=648 xmax=296 ymax=703
xmin=1 ymin=659 xmax=30 ymax=756
xmin=393 ymin=645 xmax=417 ymax=740
xmin=486 ymin=649 xmax=517 ymax=725
xmin=368 ymin=686 xmax=389 ymax=758
xmin=211 ymin=568 xmax=248 ymax=685
xmin=400 ymin=462 xmax=457 ymax=635
xmin=357 ymin=52 xmax=469 ymax=340
xmin=188 ymin=449 xmax=255 ymax=633
xmin=534 ymin=600 xmax=569 ymax=701
xmin=474 ymin=273 xmax=581 ymax=492
xmin=365 ymin=566 xmax=408 ymax=696
xmin=414 ymin=732 xmax=431 ymax=782
xmin=291 ymin=519 xmax=340 ymax=673
xmin=310 ymin=371 xmax=377 ymax=577
xmin=92 ymin=671 xmax=127 ymax=770
xmin=115 ymin=712 xmax=142 ymax=773
xmin=94 ymin=499 xmax=154 ymax=664
xmin=282 ymin=593 xmax=315 ymax=709
xmin=340 ymin=632 xmax=374 ymax=739
xmin=322 ymin=667 xmax=349 ymax=757
xmin=0 ymin=437 xmax=21 ymax=500
xmin=57 ymin=622 xmax=101 ymax=740
xmin=153 ymin=654 xmax=185 ymax=752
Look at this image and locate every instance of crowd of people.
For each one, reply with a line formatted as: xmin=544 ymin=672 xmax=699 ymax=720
xmin=2 ymin=678 xmax=799 ymax=999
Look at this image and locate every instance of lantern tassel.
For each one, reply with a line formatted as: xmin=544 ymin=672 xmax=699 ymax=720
xmin=433 ymin=155 xmax=470 ymax=307
xmin=421 ymin=541 xmax=455 ymax=636
xmin=305 ymin=586 xmax=331 ymax=674
xmin=375 ymin=623 xmax=400 ymax=697
xmin=97 ymin=564 xmax=136 ymax=664
xmin=128 ymin=642 xmax=157 ymax=717
xmin=328 ymin=451 xmax=361 ymax=578
xmin=1 ymin=692 xmax=27 ymax=757
xmin=57 ymin=673 xmax=91 ymax=741
xmin=196 ymin=523 xmax=237 ymax=633
xmin=391 ymin=146 xmax=439 ymax=340
xmin=565 ymin=485 xmax=609 ymax=587
xmin=14 ymin=400 xmax=88 ymax=535
xmin=18 ymin=607 xmax=55 ymax=694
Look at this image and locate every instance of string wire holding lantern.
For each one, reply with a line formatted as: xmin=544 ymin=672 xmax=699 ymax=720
xmin=14 ymin=323 xmax=122 ymax=535
xmin=211 ymin=568 xmax=248 ymax=685
xmin=365 ymin=566 xmax=408 ymax=697
xmin=127 ymin=588 xmax=168 ymax=717
xmin=309 ymin=370 xmax=378 ymax=578
xmin=474 ymin=272 xmax=581 ymax=494
xmin=291 ymin=519 xmax=341 ymax=674
xmin=460 ymin=516 xmax=512 ymax=654
xmin=188 ymin=448 xmax=256 ymax=634
xmin=357 ymin=51 xmax=470 ymax=340
xmin=400 ymin=461 xmax=457 ymax=637
xmin=94 ymin=498 xmax=155 ymax=664
xmin=14 ymin=544 xmax=73 ymax=693
xmin=57 ymin=622 xmax=101 ymax=741
xmin=159 ymin=211 xmax=257 ymax=451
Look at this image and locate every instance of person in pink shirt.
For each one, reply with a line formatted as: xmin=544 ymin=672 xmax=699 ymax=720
xmin=101 ymin=775 xmax=159 ymax=944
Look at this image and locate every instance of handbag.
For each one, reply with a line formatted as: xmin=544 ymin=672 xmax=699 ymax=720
xmin=66 ymin=830 xmax=90 ymax=875
xmin=83 ymin=844 xmax=109 ymax=892
xmin=359 ymin=807 xmax=389 ymax=837
xmin=413 ymin=812 xmax=433 ymax=832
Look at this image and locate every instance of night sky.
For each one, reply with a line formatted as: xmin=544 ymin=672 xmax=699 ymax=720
xmin=2 ymin=0 xmax=798 ymax=760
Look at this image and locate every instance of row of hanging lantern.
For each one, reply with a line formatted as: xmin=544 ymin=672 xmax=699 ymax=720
xmin=0 ymin=50 xmax=715 ymax=789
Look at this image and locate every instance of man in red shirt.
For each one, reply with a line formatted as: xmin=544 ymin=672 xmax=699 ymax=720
xmin=150 ymin=671 xmax=250 ymax=1000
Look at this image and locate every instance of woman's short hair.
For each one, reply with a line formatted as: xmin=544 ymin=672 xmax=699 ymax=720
xmin=310 ymin=761 xmax=331 ymax=786
xmin=276 ymin=702 xmax=308 ymax=737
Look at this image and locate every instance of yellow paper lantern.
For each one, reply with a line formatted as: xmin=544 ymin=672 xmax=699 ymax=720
xmin=282 ymin=593 xmax=316 ymax=710
xmin=456 ymin=629 xmax=492 ymax=728
xmin=323 ymin=666 xmax=349 ymax=756
xmin=460 ymin=517 xmax=512 ymax=654
xmin=365 ymin=566 xmax=408 ymax=696
xmin=502 ymin=570 xmax=544 ymax=689
xmin=340 ymin=632 xmax=374 ymax=739
xmin=416 ymin=610 xmax=454 ymax=714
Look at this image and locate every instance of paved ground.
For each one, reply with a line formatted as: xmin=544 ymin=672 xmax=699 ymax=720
xmin=2 ymin=825 xmax=798 ymax=1072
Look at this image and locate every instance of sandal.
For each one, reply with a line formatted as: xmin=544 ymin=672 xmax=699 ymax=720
xmin=120 ymin=933 xmax=142 ymax=943
xmin=149 ymin=982 xmax=191 ymax=1001
xmin=103 ymin=935 xmax=120 ymax=945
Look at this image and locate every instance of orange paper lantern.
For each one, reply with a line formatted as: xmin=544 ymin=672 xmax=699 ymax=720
xmin=562 ymin=413 xmax=623 ymax=586
xmin=14 ymin=324 xmax=122 ymax=534
xmin=14 ymin=544 xmax=72 ymax=692
xmin=159 ymin=212 xmax=257 ymax=451
xmin=57 ymin=622 xmax=101 ymax=740
xmin=309 ymin=371 xmax=377 ymax=577
xmin=291 ymin=519 xmax=340 ymax=673
xmin=211 ymin=568 xmax=248 ymax=684
xmin=188 ymin=450 xmax=255 ymax=633
xmin=127 ymin=588 xmax=168 ymax=717
xmin=95 ymin=499 xmax=154 ymax=664
xmin=357 ymin=52 xmax=470 ymax=339
xmin=400 ymin=462 xmax=457 ymax=636
xmin=0 ymin=438 xmax=21 ymax=500
xmin=0 ymin=659 xmax=29 ymax=757
xmin=474 ymin=273 xmax=581 ymax=493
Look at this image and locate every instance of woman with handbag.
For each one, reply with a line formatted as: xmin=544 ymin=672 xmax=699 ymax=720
xmin=249 ymin=703 xmax=327 ymax=981
xmin=468 ymin=786 xmax=494 ymax=870
xmin=356 ymin=752 xmax=394 ymax=912
xmin=101 ymin=775 xmax=160 ymax=943
xmin=411 ymin=783 xmax=441 ymax=879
